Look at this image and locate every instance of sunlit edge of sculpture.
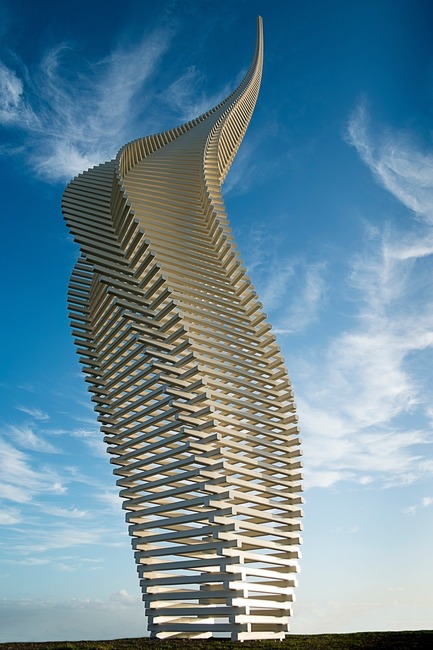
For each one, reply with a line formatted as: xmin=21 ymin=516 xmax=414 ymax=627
xmin=62 ymin=16 xmax=303 ymax=640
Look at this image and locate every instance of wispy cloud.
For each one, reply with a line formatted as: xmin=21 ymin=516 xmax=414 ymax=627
xmin=239 ymin=226 xmax=327 ymax=334
xmin=3 ymin=557 xmax=49 ymax=566
xmin=0 ymin=436 xmax=67 ymax=503
xmin=110 ymin=589 xmax=140 ymax=605
xmin=274 ymin=262 xmax=327 ymax=334
xmin=71 ymin=428 xmax=106 ymax=458
xmin=11 ymin=519 xmax=126 ymax=553
xmin=95 ymin=490 xmax=124 ymax=513
xmin=15 ymin=406 xmax=49 ymax=421
xmin=347 ymin=100 xmax=433 ymax=224
xmin=6 ymin=424 xmax=58 ymax=453
xmin=291 ymin=103 xmax=433 ymax=489
xmin=260 ymin=261 xmax=296 ymax=311
xmin=0 ymin=27 xmax=173 ymax=181
xmin=0 ymin=20 xmax=266 ymax=187
xmin=0 ymin=62 xmax=25 ymax=123
xmin=402 ymin=496 xmax=433 ymax=516
xmin=12 ymin=525 xmax=108 ymax=553
xmin=0 ymin=483 xmax=31 ymax=503
xmin=224 ymin=126 xmax=289 ymax=197
xmin=36 ymin=505 xmax=88 ymax=519
xmin=0 ymin=507 xmax=21 ymax=525
xmin=162 ymin=64 xmax=235 ymax=121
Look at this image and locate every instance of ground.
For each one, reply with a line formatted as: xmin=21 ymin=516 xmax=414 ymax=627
xmin=1 ymin=631 xmax=433 ymax=650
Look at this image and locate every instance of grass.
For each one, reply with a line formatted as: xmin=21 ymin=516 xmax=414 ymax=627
xmin=1 ymin=631 xmax=433 ymax=650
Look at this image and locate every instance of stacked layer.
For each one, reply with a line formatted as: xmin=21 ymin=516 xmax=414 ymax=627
xmin=63 ymin=17 xmax=303 ymax=640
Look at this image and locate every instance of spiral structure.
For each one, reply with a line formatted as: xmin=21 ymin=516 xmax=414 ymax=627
xmin=62 ymin=17 xmax=303 ymax=640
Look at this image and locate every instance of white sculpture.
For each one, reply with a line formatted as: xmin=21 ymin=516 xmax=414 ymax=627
xmin=63 ymin=17 xmax=303 ymax=640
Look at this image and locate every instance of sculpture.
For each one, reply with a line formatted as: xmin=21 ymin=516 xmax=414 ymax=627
xmin=63 ymin=16 xmax=303 ymax=640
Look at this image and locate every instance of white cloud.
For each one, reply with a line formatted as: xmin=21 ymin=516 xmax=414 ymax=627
xmin=347 ymin=101 xmax=433 ymax=224
xmin=109 ymin=589 xmax=139 ymax=605
xmin=162 ymin=63 xmax=242 ymax=123
xmin=290 ymin=105 xmax=433 ymax=489
xmin=0 ymin=508 xmax=21 ymax=525
xmin=237 ymin=223 xmax=327 ymax=335
xmin=96 ymin=490 xmax=124 ymax=514
xmin=6 ymin=424 xmax=58 ymax=453
xmin=3 ymin=557 xmax=49 ymax=566
xmin=0 ymin=437 xmax=67 ymax=502
xmin=0 ymin=27 xmax=173 ymax=181
xmin=55 ymin=562 xmax=76 ymax=572
xmin=71 ymin=428 xmax=107 ymax=458
xmin=163 ymin=65 xmax=207 ymax=117
xmin=0 ymin=483 xmax=31 ymax=503
xmin=13 ymin=524 xmax=111 ymax=553
xmin=37 ymin=505 xmax=88 ymax=519
xmin=403 ymin=495 xmax=433 ymax=516
xmin=0 ymin=437 xmax=46 ymax=490
xmin=15 ymin=406 xmax=49 ymax=421
xmin=260 ymin=262 xmax=296 ymax=311
xmin=51 ymin=482 xmax=68 ymax=495
xmin=223 ymin=126 xmax=288 ymax=197
xmin=224 ymin=143 xmax=254 ymax=196
xmin=0 ymin=62 xmax=23 ymax=119
xmin=274 ymin=262 xmax=327 ymax=334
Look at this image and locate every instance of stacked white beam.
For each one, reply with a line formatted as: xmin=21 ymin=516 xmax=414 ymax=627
xmin=62 ymin=17 xmax=303 ymax=640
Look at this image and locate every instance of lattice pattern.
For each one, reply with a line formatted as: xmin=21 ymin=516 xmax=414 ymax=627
xmin=62 ymin=17 xmax=303 ymax=640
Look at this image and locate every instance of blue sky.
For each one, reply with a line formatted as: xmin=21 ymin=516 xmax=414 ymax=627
xmin=1 ymin=0 xmax=433 ymax=641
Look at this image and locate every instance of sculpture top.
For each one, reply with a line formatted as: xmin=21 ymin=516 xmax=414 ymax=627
xmin=117 ymin=16 xmax=263 ymax=185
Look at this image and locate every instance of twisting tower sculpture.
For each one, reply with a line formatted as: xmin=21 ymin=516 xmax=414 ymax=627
xmin=63 ymin=17 xmax=303 ymax=640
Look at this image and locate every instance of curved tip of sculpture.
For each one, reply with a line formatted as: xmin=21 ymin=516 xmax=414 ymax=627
xmin=116 ymin=16 xmax=264 ymax=178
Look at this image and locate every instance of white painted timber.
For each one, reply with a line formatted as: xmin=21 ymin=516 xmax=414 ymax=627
xmin=62 ymin=16 xmax=303 ymax=640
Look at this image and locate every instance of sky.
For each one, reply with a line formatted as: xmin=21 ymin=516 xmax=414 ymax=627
xmin=1 ymin=0 xmax=433 ymax=642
